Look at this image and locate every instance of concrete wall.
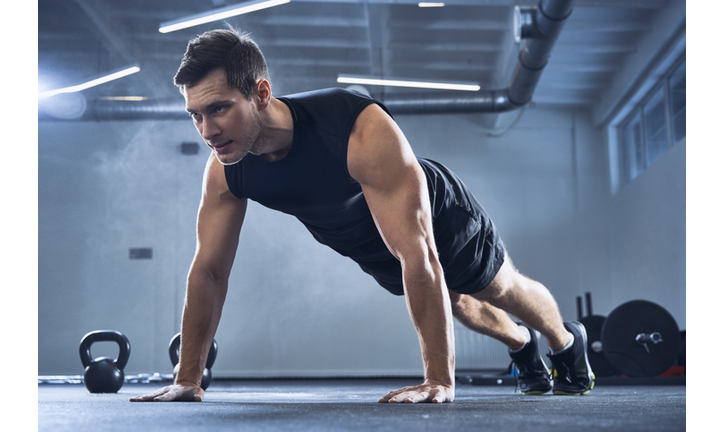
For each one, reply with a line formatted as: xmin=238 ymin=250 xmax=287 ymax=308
xmin=38 ymin=118 xmax=419 ymax=377
xmin=39 ymin=120 xmax=205 ymax=376
xmin=38 ymin=98 xmax=685 ymax=377
xmin=596 ymin=138 xmax=686 ymax=323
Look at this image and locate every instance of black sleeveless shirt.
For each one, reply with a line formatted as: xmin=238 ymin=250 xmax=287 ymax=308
xmin=224 ymin=88 xmax=391 ymax=262
xmin=224 ymin=88 xmax=504 ymax=295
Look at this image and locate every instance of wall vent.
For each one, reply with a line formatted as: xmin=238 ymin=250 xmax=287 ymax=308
xmin=180 ymin=142 xmax=200 ymax=155
xmin=129 ymin=248 xmax=153 ymax=259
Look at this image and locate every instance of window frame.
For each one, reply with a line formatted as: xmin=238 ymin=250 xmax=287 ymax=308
xmin=667 ymin=58 xmax=687 ymax=144
xmin=615 ymin=54 xmax=685 ymax=188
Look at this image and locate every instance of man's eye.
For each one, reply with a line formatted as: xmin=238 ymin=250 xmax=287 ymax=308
xmin=214 ymin=106 xmax=226 ymax=113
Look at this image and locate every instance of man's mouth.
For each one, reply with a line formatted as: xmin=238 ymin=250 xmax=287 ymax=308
xmin=212 ymin=141 xmax=232 ymax=151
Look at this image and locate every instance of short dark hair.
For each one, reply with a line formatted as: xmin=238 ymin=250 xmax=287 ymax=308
xmin=174 ymin=26 xmax=270 ymax=99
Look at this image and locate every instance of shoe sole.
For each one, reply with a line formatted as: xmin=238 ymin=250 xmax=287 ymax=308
xmin=553 ymin=379 xmax=595 ymax=395
xmin=552 ymin=372 xmax=596 ymax=396
xmin=521 ymin=389 xmax=552 ymax=395
xmin=553 ymin=390 xmax=591 ymax=395
xmin=520 ymin=377 xmax=553 ymax=395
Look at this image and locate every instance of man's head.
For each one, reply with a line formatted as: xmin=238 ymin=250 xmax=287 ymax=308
xmin=178 ymin=29 xmax=274 ymax=166
xmin=174 ymin=27 xmax=270 ymax=99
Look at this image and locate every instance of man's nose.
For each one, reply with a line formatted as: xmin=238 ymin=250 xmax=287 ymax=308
xmin=201 ymin=119 xmax=220 ymax=141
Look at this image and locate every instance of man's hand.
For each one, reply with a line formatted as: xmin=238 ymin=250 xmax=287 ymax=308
xmin=129 ymin=384 xmax=204 ymax=402
xmin=378 ymin=382 xmax=454 ymax=404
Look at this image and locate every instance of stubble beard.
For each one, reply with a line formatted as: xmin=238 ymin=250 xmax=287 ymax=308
xmin=216 ymin=108 xmax=263 ymax=166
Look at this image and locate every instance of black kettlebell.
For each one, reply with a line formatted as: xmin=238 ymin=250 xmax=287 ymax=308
xmin=79 ymin=330 xmax=131 ymax=394
xmin=169 ymin=333 xmax=217 ymax=390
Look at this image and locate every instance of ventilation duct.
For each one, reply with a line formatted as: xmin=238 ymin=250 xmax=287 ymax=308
xmin=38 ymin=0 xmax=573 ymax=121
xmin=383 ymin=0 xmax=574 ymax=115
xmin=38 ymin=97 xmax=188 ymax=121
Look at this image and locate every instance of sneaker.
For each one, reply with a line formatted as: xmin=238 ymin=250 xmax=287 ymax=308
xmin=547 ymin=321 xmax=595 ymax=395
xmin=508 ymin=324 xmax=552 ymax=395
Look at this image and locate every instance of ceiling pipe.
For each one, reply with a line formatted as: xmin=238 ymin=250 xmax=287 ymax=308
xmin=383 ymin=0 xmax=574 ymax=114
xmin=38 ymin=0 xmax=573 ymax=121
xmin=37 ymin=97 xmax=187 ymax=121
xmin=90 ymin=98 xmax=185 ymax=121
xmin=381 ymin=89 xmax=515 ymax=115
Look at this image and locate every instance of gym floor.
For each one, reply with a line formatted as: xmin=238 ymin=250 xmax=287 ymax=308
xmin=38 ymin=378 xmax=686 ymax=431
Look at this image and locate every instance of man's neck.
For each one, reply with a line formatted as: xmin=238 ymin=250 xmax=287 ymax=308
xmin=255 ymin=97 xmax=294 ymax=162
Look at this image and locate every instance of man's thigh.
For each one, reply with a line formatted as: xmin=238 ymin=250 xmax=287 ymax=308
xmin=467 ymin=251 xmax=518 ymax=301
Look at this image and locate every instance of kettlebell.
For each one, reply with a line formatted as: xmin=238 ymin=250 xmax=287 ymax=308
xmin=169 ymin=332 xmax=218 ymax=390
xmin=79 ymin=330 xmax=131 ymax=393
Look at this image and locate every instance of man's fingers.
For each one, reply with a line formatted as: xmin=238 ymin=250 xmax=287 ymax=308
xmin=389 ymin=391 xmax=414 ymax=403
xmin=130 ymin=387 xmax=171 ymax=402
xmin=153 ymin=390 xmax=176 ymax=402
xmin=403 ymin=391 xmax=430 ymax=403
xmin=378 ymin=391 xmax=400 ymax=403
xmin=388 ymin=390 xmax=431 ymax=403
xmin=378 ymin=384 xmax=452 ymax=403
xmin=377 ymin=386 xmax=411 ymax=403
xmin=129 ymin=385 xmax=204 ymax=403
xmin=429 ymin=388 xmax=445 ymax=403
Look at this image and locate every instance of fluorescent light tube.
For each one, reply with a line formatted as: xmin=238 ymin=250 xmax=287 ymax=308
xmin=419 ymin=2 xmax=446 ymax=7
xmin=38 ymin=66 xmax=141 ymax=99
xmin=337 ymin=76 xmax=480 ymax=92
xmin=98 ymin=96 xmax=148 ymax=101
xmin=159 ymin=0 xmax=291 ymax=33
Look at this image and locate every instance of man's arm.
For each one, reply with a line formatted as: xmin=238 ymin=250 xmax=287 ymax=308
xmin=347 ymin=104 xmax=455 ymax=404
xmin=131 ymin=154 xmax=247 ymax=402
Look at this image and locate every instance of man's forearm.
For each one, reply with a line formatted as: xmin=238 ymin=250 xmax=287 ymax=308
xmin=402 ymin=260 xmax=455 ymax=386
xmin=176 ymin=269 xmax=228 ymax=387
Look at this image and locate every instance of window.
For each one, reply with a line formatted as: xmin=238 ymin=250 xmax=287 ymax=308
xmin=669 ymin=60 xmax=686 ymax=142
xmin=620 ymin=112 xmax=644 ymax=184
xmin=643 ymin=84 xmax=668 ymax=166
xmin=616 ymin=56 xmax=685 ymax=187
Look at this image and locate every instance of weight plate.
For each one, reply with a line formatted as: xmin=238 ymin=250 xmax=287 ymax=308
xmin=677 ymin=330 xmax=686 ymax=366
xmin=601 ymin=300 xmax=680 ymax=377
xmin=579 ymin=315 xmax=618 ymax=377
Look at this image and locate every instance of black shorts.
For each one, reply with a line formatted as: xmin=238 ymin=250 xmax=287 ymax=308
xmin=355 ymin=159 xmax=506 ymax=296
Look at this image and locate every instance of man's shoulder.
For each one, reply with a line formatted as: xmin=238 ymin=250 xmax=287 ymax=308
xmin=279 ymin=87 xmax=372 ymax=105
xmin=279 ymin=87 xmax=383 ymax=136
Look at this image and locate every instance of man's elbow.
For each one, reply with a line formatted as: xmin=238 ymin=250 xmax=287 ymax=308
xmin=188 ymin=263 xmax=231 ymax=290
xmin=399 ymin=247 xmax=444 ymax=288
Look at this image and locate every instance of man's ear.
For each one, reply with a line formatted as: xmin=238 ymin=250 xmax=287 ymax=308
xmin=255 ymin=79 xmax=272 ymax=110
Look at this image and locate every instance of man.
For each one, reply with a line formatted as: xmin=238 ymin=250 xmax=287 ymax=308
xmin=131 ymin=28 xmax=593 ymax=404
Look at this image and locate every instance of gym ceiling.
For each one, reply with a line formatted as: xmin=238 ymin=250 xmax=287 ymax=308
xmin=38 ymin=0 xmax=674 ymax=116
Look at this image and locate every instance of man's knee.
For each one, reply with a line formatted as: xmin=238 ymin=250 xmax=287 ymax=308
xmin=450 ymin=291 xmax=484 ymax=321
xmin=449 ymin=291 xmax=465 ymax=316
xmin=472 ymin=256 xmax=521 ymax=303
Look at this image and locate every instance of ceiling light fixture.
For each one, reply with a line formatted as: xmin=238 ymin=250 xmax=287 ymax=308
xmin=38 ymin=66 xmax=141 ymax=99
xmin=98 ymin=96 xmax=149 ymax=101
xmin=159 ymin=0 xmax=291 ymax=33
xmin=418 ymin=2 xmax=446 ymax=7
xmin=337 ymin=75 xmax=480 ymax=92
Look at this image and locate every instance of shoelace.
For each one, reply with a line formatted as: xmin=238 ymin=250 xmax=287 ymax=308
xmin=507 ymin=360 xmax=520 ymax=394
xmin=507 ymin=359 xmax=551 ymax=394
xmin=550 ymin=357 xmax=573 ymax=384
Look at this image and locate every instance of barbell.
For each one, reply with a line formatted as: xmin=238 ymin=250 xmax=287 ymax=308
xmin=577 ymin=293 xmax=682 ymax=378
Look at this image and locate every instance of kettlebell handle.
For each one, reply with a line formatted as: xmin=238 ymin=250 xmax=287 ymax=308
xmin=169 ymin=333 xmax=218 ymax=369
xmin=79 ymin=330 xmax=131 ymax=370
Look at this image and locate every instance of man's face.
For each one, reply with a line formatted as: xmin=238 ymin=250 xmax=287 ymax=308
xmin=182 ymin=68 xmax=262 ymax=166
